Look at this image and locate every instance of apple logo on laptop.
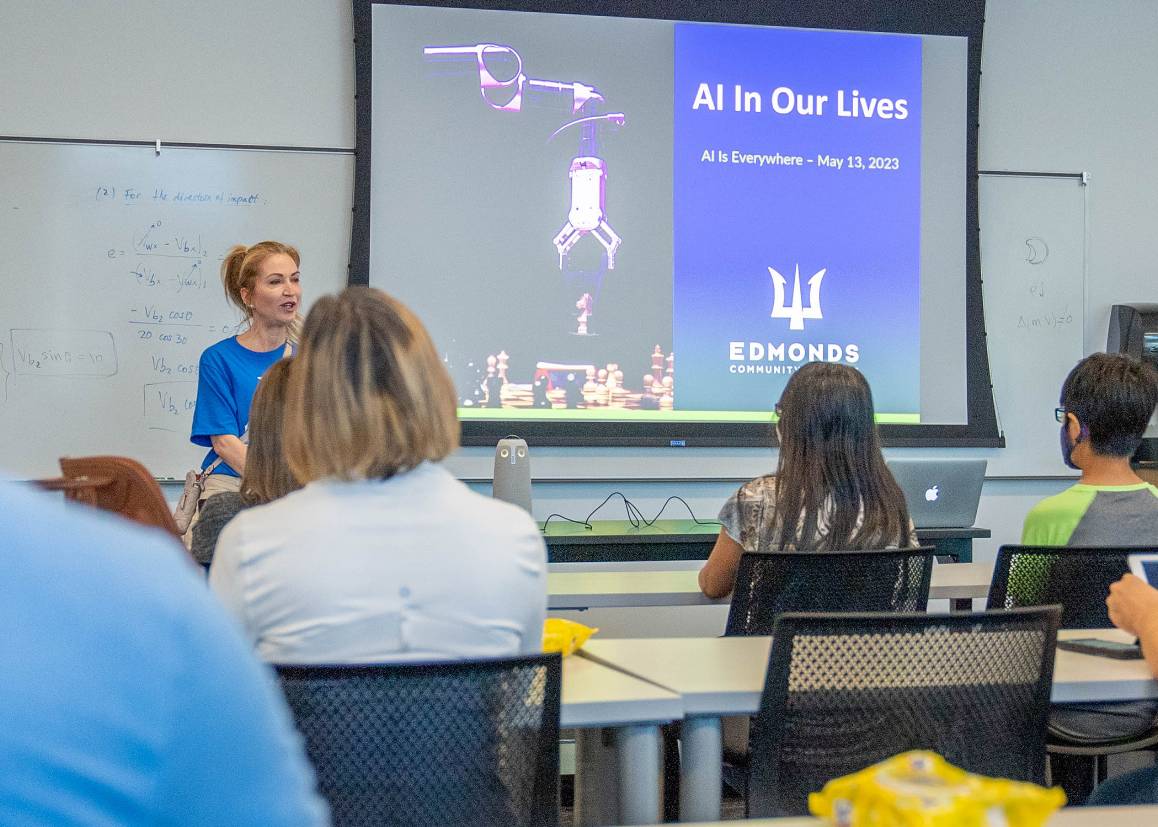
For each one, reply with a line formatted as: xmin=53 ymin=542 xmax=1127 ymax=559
xmin=925 ymin=485 xmax=940 ymax=502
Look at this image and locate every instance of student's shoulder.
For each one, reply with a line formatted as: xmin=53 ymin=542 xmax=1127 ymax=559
xmin=426 ymin=467 xmax=541 ymax=542
xmin=1028 ymin=483 xmax=1097 ymax=516
xmin=734 ymin=475 xmax=778 ymax=504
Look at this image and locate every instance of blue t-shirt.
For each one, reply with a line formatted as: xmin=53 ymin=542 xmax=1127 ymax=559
xmin=0 ymin=481 xmax=327 ymax=826
xmin=192 ymin=336 xmax=287 ymax=476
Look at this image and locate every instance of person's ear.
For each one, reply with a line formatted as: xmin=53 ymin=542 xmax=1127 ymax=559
xmin=1066 ymin=412 xmax=1084 ymax=444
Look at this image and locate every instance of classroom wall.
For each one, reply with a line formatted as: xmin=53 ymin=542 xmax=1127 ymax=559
xmin=5 ymin=0 xmax=1157 ymax=560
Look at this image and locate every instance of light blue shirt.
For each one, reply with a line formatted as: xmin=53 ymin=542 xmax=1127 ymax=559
xmin=0 ymin=481 xmax=327 ymax=826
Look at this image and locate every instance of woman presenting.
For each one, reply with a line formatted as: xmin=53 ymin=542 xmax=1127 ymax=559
xmin=191 ymin=241 xmax=301 ymax=508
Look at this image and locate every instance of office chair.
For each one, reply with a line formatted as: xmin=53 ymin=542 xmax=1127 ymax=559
xmin=725 ymin=547 xmax=935 ymax=636
xmin=277 ymin=654 xmax=561 ymax=827
xmin=987 ymin=544 xmax=1158 ymax=802
xmin=746 ymin=607 xmax=1060 ymax=817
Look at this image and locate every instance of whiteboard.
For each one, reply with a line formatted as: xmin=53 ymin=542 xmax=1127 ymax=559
xmin=979 ymin=172 xmax=1086 ymax=477
xmin=0 ymin=142 xmax=352 ymax=479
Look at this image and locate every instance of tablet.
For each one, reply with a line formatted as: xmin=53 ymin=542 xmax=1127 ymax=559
xmin=1057 ymin=638 xmax=1143 ymax=660
xmin=1128 ymin=553 xmax=1158 ymax=585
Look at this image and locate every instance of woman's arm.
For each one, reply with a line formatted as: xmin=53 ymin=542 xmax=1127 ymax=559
xmin=210 ymin=434 xmax=248 ymax=475
xmin=699 ymin=529 xmax=745 ymax=599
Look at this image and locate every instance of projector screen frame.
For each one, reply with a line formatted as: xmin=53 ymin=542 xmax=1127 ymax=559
xmin=351 ymin=0 xmax=1000 ymax=449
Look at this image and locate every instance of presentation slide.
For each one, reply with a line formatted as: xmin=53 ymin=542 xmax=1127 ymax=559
xmin=368 ymin=4 xmax=968 ymax=427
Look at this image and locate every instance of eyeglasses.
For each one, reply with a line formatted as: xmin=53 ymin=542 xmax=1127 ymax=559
xmin=1054 ymin=407 xmax=1066 ymax=423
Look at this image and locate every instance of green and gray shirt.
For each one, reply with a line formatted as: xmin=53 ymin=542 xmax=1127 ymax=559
xmin=1021 ymin=482 xmax=1158 ymax=547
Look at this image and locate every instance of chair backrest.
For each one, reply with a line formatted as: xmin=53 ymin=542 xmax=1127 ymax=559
xmin=56 ymin=455 xmax=181 ymax=539
xmin=749 ymin=607 xmax=1061 ymax=817
xmin=277 ymin=654 xmax=562 ymax=827
xmin=725 ymin=548 xmax=935 ymax=636
xmin=986 ymin=545 xmax=1139 ymax=628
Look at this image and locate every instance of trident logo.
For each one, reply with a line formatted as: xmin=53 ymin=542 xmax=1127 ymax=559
xmin=768 ymin=265 xmax=826 ymax=330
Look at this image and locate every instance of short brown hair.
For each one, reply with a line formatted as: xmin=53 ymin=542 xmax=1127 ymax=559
xmin=240 ymin=358 xmax=299 ymax=505
xmin=284 ymin=287 xmax=460 ymax=482
xmin=1061 ymin=353 xmax=1158 ymax=457
xmin=220 ymin=240 xmax=300 ymax=320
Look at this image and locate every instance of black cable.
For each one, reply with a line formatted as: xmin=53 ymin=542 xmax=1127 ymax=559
xmin=541 ymin=513 xmax=590 ymax=531
xmin=541 ymin=491 xmax=724 ymax=530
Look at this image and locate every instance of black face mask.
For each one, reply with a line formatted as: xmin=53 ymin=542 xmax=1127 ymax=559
xmin=1059 ymin=421 xmax=1085 ymax=470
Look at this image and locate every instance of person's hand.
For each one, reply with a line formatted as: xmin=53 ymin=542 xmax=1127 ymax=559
xmin=1106 ymin=574 xmax=1158 ymax=637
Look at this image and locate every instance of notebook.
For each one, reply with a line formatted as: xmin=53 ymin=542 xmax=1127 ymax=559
xmin=886 ymin=458 xmax=987 ymax=529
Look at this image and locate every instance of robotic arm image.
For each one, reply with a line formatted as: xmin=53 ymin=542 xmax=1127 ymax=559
xmin=424 ymin=43 xmax=624 ymax=270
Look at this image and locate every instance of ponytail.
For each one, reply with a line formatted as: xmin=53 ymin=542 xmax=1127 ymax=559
xmin=220 ymin=244 xmax=251 ymax=315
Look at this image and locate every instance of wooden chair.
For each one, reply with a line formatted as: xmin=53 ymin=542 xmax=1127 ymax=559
xmin=34 ymin=455 xmax=182 ymax=540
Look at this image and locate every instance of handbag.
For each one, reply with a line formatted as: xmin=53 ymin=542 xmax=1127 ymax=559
xmin=173 ymin=457 xmax=223 ymax=534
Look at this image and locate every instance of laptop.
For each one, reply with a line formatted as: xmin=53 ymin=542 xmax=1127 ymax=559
xmin=886 ymin=458 xmax=987 ymax=529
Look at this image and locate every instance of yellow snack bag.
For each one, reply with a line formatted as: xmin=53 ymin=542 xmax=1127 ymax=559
xmin=808 ymin=751 xmax=1065 ymax=827
xmin=542 ymin=618 xmax=598 ymax=656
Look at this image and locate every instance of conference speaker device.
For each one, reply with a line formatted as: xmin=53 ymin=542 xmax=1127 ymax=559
xmin=493 ymin=437 xmax=532 ymax=514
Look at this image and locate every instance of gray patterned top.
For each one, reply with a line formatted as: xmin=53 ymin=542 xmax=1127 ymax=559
xmin=718 ymin=475 xmax=918 ymax=552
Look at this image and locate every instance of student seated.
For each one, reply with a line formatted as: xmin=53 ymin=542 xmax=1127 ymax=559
xmin=1022 ymin=352 xmax=1158 ymax=546
xmin=1020 ymin=353 xmax=1158 ymax=801
xmin=209 ymin=287 xmax=547 ymax=664
xmin=699 ymin=362 xmax=917 ymax=599
xmin=191 ymin=358 xmax=299 ymax=568
xmin=1087 ymin=574 xmax=1158 ymax=806
xmin=0 ymin=480 xmax=325 ymax=825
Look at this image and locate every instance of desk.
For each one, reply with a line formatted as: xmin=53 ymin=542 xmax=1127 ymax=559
xmin=677 ymin=807 xmax=1158 ymax=826
xmin=562 ymin=655 xmax=682 ymax=825
xmin=543 ymin=520 xmax=990 ymax=563
xmin=1053 ymin=629 xmax=1158 ymax=703
xmin=578 ymin=632 xmax=1158 ymax=822
xmin=548 ymin=560 xmax=993 ymax=611
xmin=578 ymin=637 xmax=769 ymax=823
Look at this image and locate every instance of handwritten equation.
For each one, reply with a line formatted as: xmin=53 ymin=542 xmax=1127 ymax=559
xmin=10 ymin=329 xmax=118 ymax=377
xmin=143 ymin=381 xmax=197 ymax=431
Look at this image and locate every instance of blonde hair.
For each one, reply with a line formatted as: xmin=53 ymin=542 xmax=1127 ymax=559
xmin=240 ymin=358 xmax=300 ymax=505
xmin=220 ymin=240 xmax=301 ymax=330
xmin=284 ymin=287 xmax=459 ymax=482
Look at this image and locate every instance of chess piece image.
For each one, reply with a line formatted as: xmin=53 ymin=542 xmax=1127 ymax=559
xmin=563 ymin=372 xmax=585 ymax=408
xmin=532 ymin=375 xmax=552 ymax=408
xmin=575 ymin=292 xmax=593 ymax=335
xmin=651 ymin=345 xmax=665 ymax=384
xmin=639 ymin=375 xmax=660 ymax=410
xmin=496 ymin=350 xmax=510 ymax=383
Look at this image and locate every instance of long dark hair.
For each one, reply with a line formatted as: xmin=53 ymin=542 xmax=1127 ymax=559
xmin=772 ymin=362 xmax=910 ymax=550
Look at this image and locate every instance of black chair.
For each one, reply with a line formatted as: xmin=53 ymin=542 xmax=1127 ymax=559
xmin=701 ymin=548 xmax=934 ymax=817
xmin=745 ymin=607 xmax=1061 ymax=817
xmin=725 ymin=548 xmax=936 ymax=636
xmin=986 ymin=545 xmax=1141 ymax=628
xmin=276 ymin=654 xmax=561 ymax=827
xmin=986 ymin=544 xmax=1158 ymax=802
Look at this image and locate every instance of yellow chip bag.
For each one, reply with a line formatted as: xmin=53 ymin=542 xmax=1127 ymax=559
xmin=542 ymin=618 xmax=598 ymax=656
xmin=808 ymin=751 xmax=1065 ymax=827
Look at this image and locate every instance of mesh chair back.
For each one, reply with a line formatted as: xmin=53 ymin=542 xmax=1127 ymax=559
xmin=277 ymin=654 xmax=561 ymax=827
xmin=987 ymin=545 xmax=1140 ymax=628
xmin=56 ymin=455 xmax=181 ymax=538
xmin=725 ymin=548 xmax=935 ymax=636
xmin=749 ymin=607 xmax=1060 ymax=817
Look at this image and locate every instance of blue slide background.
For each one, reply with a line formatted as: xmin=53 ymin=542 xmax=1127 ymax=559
xmin=672 ymin=23 xmax=923 ymax=414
